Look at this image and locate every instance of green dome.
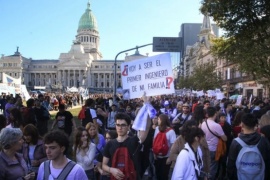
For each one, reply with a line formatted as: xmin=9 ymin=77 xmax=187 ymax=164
xmin=78 ymin=2 xmax=98 ymax=31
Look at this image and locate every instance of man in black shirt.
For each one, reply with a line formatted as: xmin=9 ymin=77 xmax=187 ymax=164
xmin=51 ymin=104 xmax=76 ymax=136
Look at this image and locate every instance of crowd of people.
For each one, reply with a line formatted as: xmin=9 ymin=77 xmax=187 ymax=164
xmin=0 ymin=92 xmax=270 ymax=180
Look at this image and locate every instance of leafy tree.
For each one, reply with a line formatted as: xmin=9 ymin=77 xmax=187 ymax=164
xmin=177 ymin=63 xmax=222 ymax=90
xmin=177 ymin=76 xmax=194 ymax=89
xmin=200 ymin=0 xmax=270 ymax=86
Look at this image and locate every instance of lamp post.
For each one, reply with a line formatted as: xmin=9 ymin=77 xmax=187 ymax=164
xmin=113 ymin=43 xmax=152 ymax=102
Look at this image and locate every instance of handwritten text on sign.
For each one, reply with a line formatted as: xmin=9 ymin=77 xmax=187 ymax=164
xmin=121 ymin=53 xmax=175 ymax=99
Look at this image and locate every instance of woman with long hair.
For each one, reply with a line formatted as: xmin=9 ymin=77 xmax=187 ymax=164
xmin=191 ymin=105 xmax=206 ymax=126
xmin=22 ymin=124 xmax=47 ymax=178
xmin=73 ymin=126 xmax=96 ymax=180
xmin=232 ymin=111 xmax=245 ymax=137
xmin=172 ymin=127 xmax=206 ymax=179
xmin=168 ymin=120 xmax=210 ymax=179
xmin=153 ymin=114 xmax=176 ymax=180
xmin=7 ymin=108 xmax=24 ymax=129
xmin=86 ymin=122 xmax=106 ymax=178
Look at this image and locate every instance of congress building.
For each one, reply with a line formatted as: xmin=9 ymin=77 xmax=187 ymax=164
xmin=0 ymin=2 xmax=146 ymax=92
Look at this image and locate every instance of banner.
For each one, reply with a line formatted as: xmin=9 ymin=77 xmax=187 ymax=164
xmin=121 ymin=53 xmax=175 ymax=99
xmin=0 ymin=84 xmax=16 ymax=96
xmin=2 ymin=73 xmax=21 ymax=85
xmin=20 ymin=85 xmax=31 ymax=101
xmin=34 ymin=86 xmax=46 ymax=90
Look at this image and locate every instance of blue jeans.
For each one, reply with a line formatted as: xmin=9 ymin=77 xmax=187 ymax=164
xmin=210 ymin=151 xmax=218 ymax=179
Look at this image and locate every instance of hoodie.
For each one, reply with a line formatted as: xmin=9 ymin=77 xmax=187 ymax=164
xmin=227 ymin=132 xmax=270 ymax=180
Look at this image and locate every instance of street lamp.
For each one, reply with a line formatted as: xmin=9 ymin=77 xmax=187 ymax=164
xmin=113 ymin=43 xmax=152 ymax=103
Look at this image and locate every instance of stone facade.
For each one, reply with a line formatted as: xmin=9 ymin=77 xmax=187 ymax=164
xmin=183 ymin=15 xmax=266 ymax=98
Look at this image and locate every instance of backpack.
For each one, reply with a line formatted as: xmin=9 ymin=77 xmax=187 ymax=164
xmin=235 ymin=137 xmax=265 ymax=180
xmin=82 ymin=108 xmax=93 ymax=127
xmin=43 ymin=160 xmax=76 ymax=180
xmin=152 ymin=128 xmax=172 ymax=156
xmin=111 ymin=139 xmax=137 ymax=180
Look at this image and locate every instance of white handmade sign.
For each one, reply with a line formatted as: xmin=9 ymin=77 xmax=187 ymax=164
xmin=121 ymin=53 xmax=175 ymax=99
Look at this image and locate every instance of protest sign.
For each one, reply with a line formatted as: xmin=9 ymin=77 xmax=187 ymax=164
xmin=121 ymin=53 xmax=175 ymax=99
xmin=235 ymin=95 xmax=243 ymax=106
xmin=216 ymin=92 xmax=225 ymax=100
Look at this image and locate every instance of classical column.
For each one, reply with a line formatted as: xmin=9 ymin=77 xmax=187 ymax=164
xmin=88 ymin=70 xmax=91 ymax=87
xmin=79 ymin=70 xmax=81 ymax=85
xmin=67 ymin=69 xmax=70 ymax=87
xmin=73 ymin=69 xmax=75 ymax=87
xmin=58 ymin=71 xmax=61 ymax=83
xmin=63 ymin=70 xmax=67 ymax=86
xmin=98 ymin=73 xmax=101 ymax=88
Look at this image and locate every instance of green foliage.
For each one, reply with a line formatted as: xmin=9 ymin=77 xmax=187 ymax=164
xmin=200 ymin=0 xmax=270 ymax=86
xmin=177 ymin=63 xmax=222 ymax=90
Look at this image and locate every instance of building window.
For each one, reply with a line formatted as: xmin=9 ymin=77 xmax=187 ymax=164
xmin=95 ymin=66 xmax=99 ymax=68
xmin=15 ymin=73 xmax=17 ymax=76
xmin=246 ymin=89 xmax=253 ymax=98
xmin=107 ymin=82 xmax=109 ymax=87
xmin=257 ymin=89 xmax=263 ymax=99
xmin=8 ymin=63 xmax=12 ymax=67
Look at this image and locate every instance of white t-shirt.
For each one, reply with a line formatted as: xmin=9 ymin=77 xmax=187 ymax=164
xmin=201 ymin=119 xmax=225 ymax=151
xmin=37 ymin=159 xmax=88 ymax=180
xmin=154 ymin=127 xmax=176 ymax=157
xmin=28 ymin=145 xmax=36 ymax=160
